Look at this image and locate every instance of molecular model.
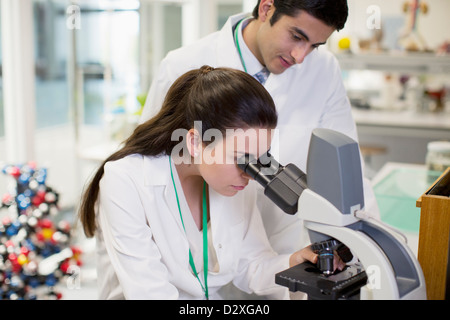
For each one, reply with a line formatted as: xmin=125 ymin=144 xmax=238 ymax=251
xmin=0 ymin=162 xmax=81 ymax=300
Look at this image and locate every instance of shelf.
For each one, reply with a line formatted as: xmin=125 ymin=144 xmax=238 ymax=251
xmin=336 ymin=52 xmax=450 ymax=74
xmin=352 ymin=108 xmax=450 ymax=131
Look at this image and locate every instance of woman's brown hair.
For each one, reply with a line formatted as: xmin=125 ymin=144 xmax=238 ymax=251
xmin=78 ymin=66 xmax=277 ymax=237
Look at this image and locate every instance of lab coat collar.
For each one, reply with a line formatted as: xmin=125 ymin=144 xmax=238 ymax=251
xmin=143 ymin=154 xmax=171 ymax=186
xmin=218 ymin=12 xmax=288 ymax=90
xmin=216 ymin=12 xmax=250 ymax=71
xmin=235 ymin=16 xmax=265 ymax=76
xmin=143 ymin=154 xmax=192 ymax=235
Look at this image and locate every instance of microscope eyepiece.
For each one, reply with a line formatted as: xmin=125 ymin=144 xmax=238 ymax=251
xmin=237 ymin=152 xmax=307 ymax=214
xmin=238 ymin=152 xmax=281 ymax=186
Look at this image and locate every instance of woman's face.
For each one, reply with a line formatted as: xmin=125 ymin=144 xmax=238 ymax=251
xmin=196 ymin=127 xmax=274 ymax=197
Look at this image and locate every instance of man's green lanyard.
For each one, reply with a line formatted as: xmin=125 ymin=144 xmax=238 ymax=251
xmin=234 ymin=18 xmax=248 ymax=73
xmin=169 ymin=156 xmax=209 ymax=300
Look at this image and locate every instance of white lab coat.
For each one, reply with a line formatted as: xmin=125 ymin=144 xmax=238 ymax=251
xmin=95 ymin=154 xmax=290 ymax=299
xmin=142 ymin=13 xmax=380 ymax=254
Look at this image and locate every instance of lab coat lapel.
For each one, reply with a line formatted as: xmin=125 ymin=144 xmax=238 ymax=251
xmin=216 ymin=13 xmax=248 ymax=71
xmin=265 ymin=66 xmax=297 ymax=114
xmin=143 ymin=155 xmax=188 ymax=236
xmin=208 ymin=188 xmax=224 ymax=244
xmin=217 ymin=12 xmax=291 ymax=105
xmin=163 ymin=179 xmax=187 ymax=236
xmin=208 ymin=187 xmax=244 ymax=244
xmin=163 ymin=161 xmax=191 ymax=237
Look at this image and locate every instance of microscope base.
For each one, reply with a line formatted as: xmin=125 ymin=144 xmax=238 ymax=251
xmin=275 ymin=262 xmax=368 ymax=300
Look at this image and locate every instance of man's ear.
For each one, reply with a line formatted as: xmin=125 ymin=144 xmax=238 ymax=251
xmin=258 ymin=0 xmax=274 ymax=22
xmin=186 ymin=128 xmax=201 ymax=158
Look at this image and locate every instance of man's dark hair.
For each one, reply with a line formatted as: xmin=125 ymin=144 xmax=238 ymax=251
xmin=252 ymin=0 xmax=348 ymax=31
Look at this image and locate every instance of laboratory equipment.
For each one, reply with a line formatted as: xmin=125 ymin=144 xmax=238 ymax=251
xmin=238 ymin=128 xmax=426 ymax=300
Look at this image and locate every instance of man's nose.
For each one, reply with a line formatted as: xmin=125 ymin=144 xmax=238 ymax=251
xmin=291 ymin=45 xmax=310 ymax=64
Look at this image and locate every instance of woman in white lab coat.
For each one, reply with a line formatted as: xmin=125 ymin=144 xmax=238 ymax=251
xmin=78 ymin=66 xmax=321 ymax=300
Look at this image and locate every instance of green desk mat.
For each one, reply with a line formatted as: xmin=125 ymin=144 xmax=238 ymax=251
xmin=374 ymin=167 xmax=442 ymax=232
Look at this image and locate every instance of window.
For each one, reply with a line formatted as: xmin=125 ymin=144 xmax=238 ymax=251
xmin=1 ymin=0 xmax=248 ymax=209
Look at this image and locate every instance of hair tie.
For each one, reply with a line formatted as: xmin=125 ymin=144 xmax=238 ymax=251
xmin=199 ymin=65 xmax=215 ymax=74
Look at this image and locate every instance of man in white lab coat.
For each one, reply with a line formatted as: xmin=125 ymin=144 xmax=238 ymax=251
xmin=142 ymin=0 xmax=379 ymax=256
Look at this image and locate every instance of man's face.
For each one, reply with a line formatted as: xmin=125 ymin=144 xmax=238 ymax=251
xmin=255 ymin=7 xmax=335 ymax=74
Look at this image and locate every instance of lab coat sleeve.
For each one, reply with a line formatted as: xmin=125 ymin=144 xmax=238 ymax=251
xmin=231 ymin=186 xmax=291 ymax=299
xmin=319 ymin=53 xmax=358 ymax=141
xmin=97 ymin=161 xmax=179 ymax=299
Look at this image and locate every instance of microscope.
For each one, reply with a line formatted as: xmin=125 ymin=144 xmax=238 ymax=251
xmin=238 ymin=128 xmax=426 ymax=300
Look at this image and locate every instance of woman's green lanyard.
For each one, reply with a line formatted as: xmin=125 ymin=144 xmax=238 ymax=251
xmin=234 ymin=18 xmax=248 ymax=73
xmin=169 ymin=156 xmax=209 ymax=299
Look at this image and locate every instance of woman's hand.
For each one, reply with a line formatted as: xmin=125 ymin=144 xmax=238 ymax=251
xmin=289 ymin=246 xmax=346 ymax=272
xmin=289 ymin=245 xmax=317 ymax=268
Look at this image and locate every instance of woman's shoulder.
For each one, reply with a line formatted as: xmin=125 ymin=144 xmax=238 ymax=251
xmin=104 ymin=153 xmax=143 ymax=171
xmin=103 ymin=154 xmax=169 ymax=184
xmin=104 ymin=154 xmax=168 ymax=174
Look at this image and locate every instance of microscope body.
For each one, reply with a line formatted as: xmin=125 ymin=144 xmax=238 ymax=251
xmin=297 ymin=188 xmax=426 ymax=299
xmin=240 ymin=128 xmax=427 ymax=300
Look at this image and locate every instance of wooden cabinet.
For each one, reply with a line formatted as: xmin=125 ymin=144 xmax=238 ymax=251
xmin=416 ymin=168 xmax=450 ymax=300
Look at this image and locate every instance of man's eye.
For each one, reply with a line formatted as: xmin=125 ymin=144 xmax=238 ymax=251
xmin=292 ymin=34 xmax=303 ymax=41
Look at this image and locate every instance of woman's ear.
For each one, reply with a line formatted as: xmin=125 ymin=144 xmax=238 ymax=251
xmin=186 ymin=128 xmax=201 ymax=158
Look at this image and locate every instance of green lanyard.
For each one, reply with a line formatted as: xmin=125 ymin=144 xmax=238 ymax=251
xmin=234 ymin=18 xmax=248 ymax=73
xmin=169 ymin=156 xmax=209 ymax=300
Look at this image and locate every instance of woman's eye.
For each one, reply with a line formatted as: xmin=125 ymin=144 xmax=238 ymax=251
xmin=234 ymin=153 xmax=251 ymax=165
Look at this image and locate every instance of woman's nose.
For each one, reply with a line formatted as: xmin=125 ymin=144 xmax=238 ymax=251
xmin=241 ymin=171 xmax=253 ymax=180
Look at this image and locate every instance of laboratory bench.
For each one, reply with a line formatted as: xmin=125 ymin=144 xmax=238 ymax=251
xmin=371 ymin=162 xmax=430 ymax=257
xmin=352 ymin=108 xmax=450 ymax=132
xmin=339 ymin=51 xmax=450 ymax=174
xmin=352 ymin=108 xmax=450 ymax=174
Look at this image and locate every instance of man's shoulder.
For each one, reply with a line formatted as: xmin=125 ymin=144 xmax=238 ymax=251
xmin=306 ymin=47 xmax=340 ymax=68
xmin=165 ymin=31 xmax=221 ymax=63
xmin=162 ymin=13 xmax=245 ymax=69
xmin=286 ymin=47 xmax=340 ymax=80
